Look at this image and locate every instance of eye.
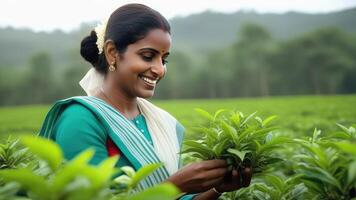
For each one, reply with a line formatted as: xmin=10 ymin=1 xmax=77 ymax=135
xmin=141 ymin=55 xmax=153 ymax=62
xmin=162 ymin=59 xmax=168 ymax=65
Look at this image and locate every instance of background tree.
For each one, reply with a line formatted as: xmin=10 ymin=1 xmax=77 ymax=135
xmin=231 ymin=23 xmax=274 ymax=97
xmin=24 ymin=52 xmax=55 ymax=104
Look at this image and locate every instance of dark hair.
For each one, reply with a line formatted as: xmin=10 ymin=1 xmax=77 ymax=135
xmin=80 ymin=4 xmax=171 ymax=74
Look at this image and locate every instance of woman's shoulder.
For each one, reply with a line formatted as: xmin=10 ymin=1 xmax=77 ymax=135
xmin=53 ymin=101 xmax=107 ymax=141
xmin=61 ymin=102 xmax=94 ymax=116
xmin=57 ymin=102 xmax=102 ymax=128
xmin=51 ymin=96 xmax=102 ymax=121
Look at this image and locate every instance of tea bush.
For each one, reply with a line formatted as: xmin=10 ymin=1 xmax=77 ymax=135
xmin=0 ymin=136 xmax=180 ymax=200
xmin=181 ymin=108 xmax=356 ymax=200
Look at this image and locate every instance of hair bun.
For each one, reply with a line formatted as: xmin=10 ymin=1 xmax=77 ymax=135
xmin=80 ymin=30 xmax=99 ymax=65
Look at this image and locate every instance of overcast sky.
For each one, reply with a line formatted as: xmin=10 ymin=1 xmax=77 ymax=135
xmin=1 ymin=0 xmax=356 ymax=32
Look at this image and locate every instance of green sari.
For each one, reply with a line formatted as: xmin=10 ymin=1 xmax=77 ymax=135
xmin=39 ymin=96 xmax=184 ymax=191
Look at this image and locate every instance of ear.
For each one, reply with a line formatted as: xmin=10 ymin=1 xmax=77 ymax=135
xmin=104 ymin=40 xmax=119 ymax=65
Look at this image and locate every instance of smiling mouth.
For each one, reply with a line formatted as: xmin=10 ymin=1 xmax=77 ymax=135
xmin=139 ymin=75 xmax=158 ymax=86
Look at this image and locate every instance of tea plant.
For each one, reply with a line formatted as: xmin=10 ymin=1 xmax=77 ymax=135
xmin=0 ymin=137 xmax=34 ymax=169
xmin=222 ymin=174 xmax=307 ymax=200
xmin=182 ymin=109 xmax=291 ymax=173
xmin=293 ymin=125 xmax=356 ymax=200
xmin=0 ymin=136 xmax=180 ymax=200
xmin=0 ymin=136 xmax=36 ymax=199
xmin=112 ymin=164 xmax=180 ymax=200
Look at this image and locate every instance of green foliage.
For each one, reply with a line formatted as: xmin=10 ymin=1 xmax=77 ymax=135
xmin=1 ymin=103 xmax=356 ymax=199
xmin=126 ymin=183 xmax=180 ymax=200
xmin=2 ymin=95 xmax=356 ymax=140
xmin=113 ymin=164 xmax=162 ymax=192
xmin=292 ymin=125 xmax=356 ymax=199
xmin=182 ymin=109 xmax=290 ymax=174
xmin=223 ymin=174 xmax=307 ymax=200
xmin=181 ymin=107 xmax=356 ymax=200
xmin=20 ymin=135 xmax=63 ymax=172
xmin=0 ymin=136 xmax=180 ymax=200
xmin=0 ymin=137 xmax=33 ymax=169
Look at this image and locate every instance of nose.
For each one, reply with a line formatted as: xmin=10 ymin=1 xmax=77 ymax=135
xmin=150 ymin=59 xmax=166 ymax=78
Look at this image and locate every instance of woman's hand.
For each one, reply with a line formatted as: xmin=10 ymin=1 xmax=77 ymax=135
xmin=166 ymin=159 xmax=227 ymax=193
xmin=214 ymin=165 xmax=253 ymax=193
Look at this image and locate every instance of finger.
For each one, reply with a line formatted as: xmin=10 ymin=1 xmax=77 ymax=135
xmin=200 ymin=159 xmax=227 ymax=169
xmin=203 ymin=167 xmax=228 ymax=180
xmin=201 ymin=176 xmax=225 ymax=190
xmin=232 ymin=169 xmax=241 ymax=187
xmin=241 ymin=166 xmax=252 ymax=187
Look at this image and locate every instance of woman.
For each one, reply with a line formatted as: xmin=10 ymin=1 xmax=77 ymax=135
xmin=39 ymin=4 xmax=252 ymax=199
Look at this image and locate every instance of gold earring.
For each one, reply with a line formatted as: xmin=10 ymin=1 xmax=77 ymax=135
xmin=109 ymin=61 xmax=116 ymax=72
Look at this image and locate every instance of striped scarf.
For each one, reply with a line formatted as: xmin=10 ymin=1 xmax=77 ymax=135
xmin=39 ymin=96 xmax=182 ymax=190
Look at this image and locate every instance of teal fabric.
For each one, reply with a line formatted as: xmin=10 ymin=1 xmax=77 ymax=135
xmin=180 ymin=194 xmax=196 ymax=200
xmin=53 ymin=103 xmax=153 ymax=167
xmin=40 ymin=96 xmax=171 ymax=188
xmin=53 ymin=103 xmax=108 ymax=165
xmin=40 ymin=96 xmax=195 ymax=199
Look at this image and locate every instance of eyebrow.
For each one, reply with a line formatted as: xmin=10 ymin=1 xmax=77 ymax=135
xmin=138 ymin=48 xmax=170 ymax=56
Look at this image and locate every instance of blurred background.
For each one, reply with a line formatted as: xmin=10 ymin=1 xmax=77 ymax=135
xmin=0 ymin=0 xmax=355 ymax=105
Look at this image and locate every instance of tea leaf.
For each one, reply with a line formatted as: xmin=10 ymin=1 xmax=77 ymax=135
xmin=129 ymin=182 xmax=180 ymax=200
xmin=189 ymin=153 xmax=207 ymax=160
xmin=131 ymin=163 xmax=162 ymax=188
xmin=181 ymin=147 xmax=212 ymax=159
xmin=213 ymin=109 xmax=226 ymax=121
xmin=96 ymin=155 xmax=120 ymax=183
xmin=195 ymin=108 xmax=214 ymax=121
xmin=311 ymin=128 xmax=321 ymax=143
xmin=227 ymin=148 xmax=249 ymax=162
xmin=114 ymin=174 xmax=132 ymax=185
xmin=264 ymin=174 xmax=284 ymax=192
xmin=299 ymin=164 xmax=343 ymax=192
xmin=336 ymin=123 xmax=351 ymax=134
xmin=213 ymin=138 xmax=231 ymax=157
xmin=221 ymin=121 xmax=238 ymax=144
xmin=262 ymin=115 xmax=278 ymax=127
xmin=70 ymin=148 xmax=95 ymax=165
xmin=347 ymin=161 xmax=356 ymax=185
xmin=335 ymin=141 xmax=356 ymax=156
xmin=255 ymin=117 xmax=263 ymax=125
xmin=230 ymin=112 xmax=241 ymax=128
xmin=240 ymin=111 xmax=257 ymax=127
xmin=121 ymin=166 xmax=136 ymax=178
xmin=183 ymin=140 xmax=214 ymax=158
xmin=51 ymin=149 xmax=96 ymax=190
xmin=20 ymin=135 xmax=63 ymax=172
xmin=256 ymin=137 xmax=291 ymax=156
xmin=0 ymin=168 xmax=50 ymax=199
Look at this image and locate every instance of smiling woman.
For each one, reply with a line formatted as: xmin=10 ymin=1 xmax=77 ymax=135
xmin=38 ymin=3 xmax=251 ymax=200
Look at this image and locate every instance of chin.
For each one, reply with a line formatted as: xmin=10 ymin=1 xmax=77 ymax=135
xmin=138 ymin=90 xmax=155 ymax=99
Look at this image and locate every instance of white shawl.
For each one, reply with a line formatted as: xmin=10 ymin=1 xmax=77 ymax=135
xmin=79 ymin=68 xmax=179 ymax=175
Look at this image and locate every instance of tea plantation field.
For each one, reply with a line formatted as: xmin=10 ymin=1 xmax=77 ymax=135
xmin=1 ymin=94 xmax=356 ymax=199
xmin=0 ymin=95 xmax=355 ymax=140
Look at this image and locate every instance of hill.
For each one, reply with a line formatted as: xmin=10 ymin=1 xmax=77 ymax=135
xmin=0 ymin=7 xmax=355 ymax=68
xmin=170 ymin=7 xmax=356 ymax=50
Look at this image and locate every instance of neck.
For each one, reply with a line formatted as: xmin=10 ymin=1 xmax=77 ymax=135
xmin=97 ymin=84 xmax=140 ymax=120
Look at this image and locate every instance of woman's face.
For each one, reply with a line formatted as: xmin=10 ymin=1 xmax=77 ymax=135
xmin=112 ymin=28 xmax=171 ymax=99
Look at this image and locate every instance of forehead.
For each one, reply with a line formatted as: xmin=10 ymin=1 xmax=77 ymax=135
xmin=130 ymin=29 xmax=171 ymax=54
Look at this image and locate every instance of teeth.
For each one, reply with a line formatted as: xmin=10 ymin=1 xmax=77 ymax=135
xmin=142 ymin=76 xmax=157 ymax=84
